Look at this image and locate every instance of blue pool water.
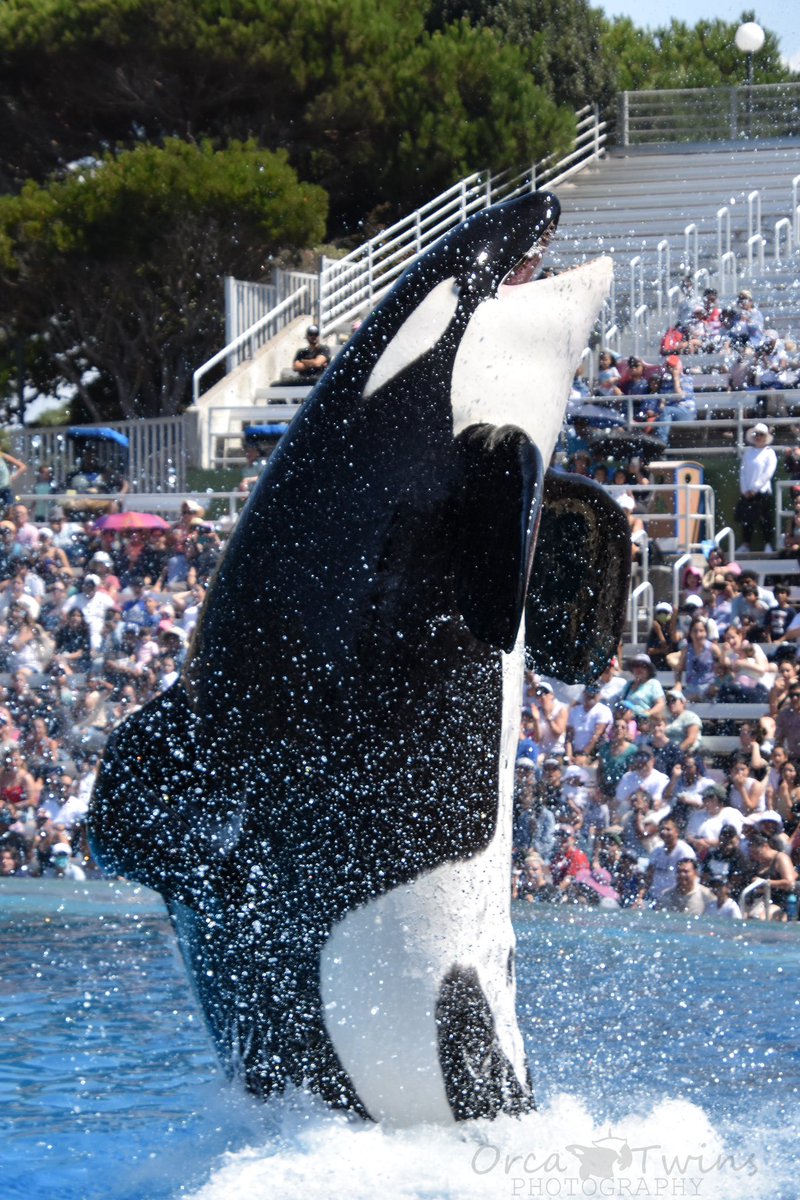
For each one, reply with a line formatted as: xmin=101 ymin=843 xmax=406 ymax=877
xmin=2 ymin=879 xmax=799 ymax=1200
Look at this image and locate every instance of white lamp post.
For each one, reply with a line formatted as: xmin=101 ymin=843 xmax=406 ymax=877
xmin=735 ymin=21 xmax=765 ymax=85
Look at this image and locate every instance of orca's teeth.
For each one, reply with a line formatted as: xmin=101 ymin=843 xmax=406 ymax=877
xmin=501 ymin=221 xmax=557 ymax=287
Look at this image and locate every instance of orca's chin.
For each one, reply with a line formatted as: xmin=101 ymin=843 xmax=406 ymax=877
xmin=501 ymin=220 xmax=557 ymax=287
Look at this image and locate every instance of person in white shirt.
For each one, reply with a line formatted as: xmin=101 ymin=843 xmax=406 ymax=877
xmin=567 ymin=685 xmax=612 ymax=762
xmin=685 ymin=782 xmax=744 ymax=856
xmin=645 ymin=816 xmax=696 ymax=899
xmin=615 ymin=744 xmax=670 ymax=816
xmin=736 ymin=423 xmax=777 ymax=554
xmin=62 ymin=574 xmax=116 ymax=652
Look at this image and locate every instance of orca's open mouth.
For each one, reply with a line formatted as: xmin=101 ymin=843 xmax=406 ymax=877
xmin=501 ymin=221 xmax=557 ymax=287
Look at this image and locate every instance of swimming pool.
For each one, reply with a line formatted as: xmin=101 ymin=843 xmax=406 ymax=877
xmin=2 ymin=879 xmax=798 ymax=1200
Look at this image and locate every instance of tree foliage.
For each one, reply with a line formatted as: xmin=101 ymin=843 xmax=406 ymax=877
xmin=0 ymin=139 xmax=328 ymax=420
xmin=603 ymin=12 xmax=795 ymax=92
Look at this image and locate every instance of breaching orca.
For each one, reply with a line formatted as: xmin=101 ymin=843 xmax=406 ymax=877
xmin=89 ymin=191 xmax=630 ymax=1124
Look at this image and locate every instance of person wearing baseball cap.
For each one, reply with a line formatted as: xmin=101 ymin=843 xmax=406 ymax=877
xmin=292 ymin=325 xmax=331 ymax=378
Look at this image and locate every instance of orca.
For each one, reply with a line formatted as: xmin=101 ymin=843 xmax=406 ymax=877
xmin=89 ymin=191 xmax=630 ymax=1125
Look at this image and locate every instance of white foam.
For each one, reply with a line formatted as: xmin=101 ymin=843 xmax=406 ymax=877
xmin=185 ymin=1089 xmax=775 ymax=1200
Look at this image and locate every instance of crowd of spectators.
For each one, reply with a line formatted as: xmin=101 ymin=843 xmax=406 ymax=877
xmin=569 ymin=285 xmax=800 ymax=455
xmin=512 ymin=541 xmax=800 ymax=919
xmin=0 ymin=499 xmax=223 ymax=882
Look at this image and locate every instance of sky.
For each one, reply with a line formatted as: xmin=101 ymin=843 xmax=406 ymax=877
xmin=599 ymin=1 xmax=800 ymax=71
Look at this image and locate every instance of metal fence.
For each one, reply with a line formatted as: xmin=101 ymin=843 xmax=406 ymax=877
xmin=618 ymin=83 xmax=800 ymax=147
xmin=224 ymin=269 xmax=319 ymax=361
xmin=10 ymin=415 xmax=192 ymax=494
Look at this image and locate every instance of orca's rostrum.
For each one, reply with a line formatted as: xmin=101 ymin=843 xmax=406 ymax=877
xmin=89 ymin=192 xmax=630 ymax=1125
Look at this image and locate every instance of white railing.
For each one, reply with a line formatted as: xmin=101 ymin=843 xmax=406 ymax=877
xmin=190 ymin=106 xmax=606 ymax=407
xmin=618 ymin=82 xmax=800 ymax=146
xmin=628 ymin=581 xmax=654 ymax=644
xmin=192 ymin=285 xmax=310 ymax=405
xmin=319 ymin=105 xmax=607 ymax=336
xmin=15 ymin=490 xmax=250 ymax=522
xmin=224 ymin=270 xmax=318 ymax=357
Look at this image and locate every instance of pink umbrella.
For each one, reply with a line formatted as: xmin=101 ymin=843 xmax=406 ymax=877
xmin=93 ymin=511 xmax=171 ymax=531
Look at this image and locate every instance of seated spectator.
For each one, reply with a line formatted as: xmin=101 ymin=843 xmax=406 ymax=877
xmin=292 ymin=325 xmax=331 ymax=378
xmin=767 ymin=584 xmax=795 ymax=643
xmin=684 ymin=782 xmax=743 ymax=859
xmin=549 ymin=825 xmax=591 ymax=894
xmin=732 ymin=580 xmax=770 ymax=641
xmin=716 ymin=624 xmax=774 ymax=704
xmin=645 ymin=715 xmax=684 ymax=777
xmin=771 ymin=759 xmax=800 ymax=833
xmin=727 ymin=756 xmax=767 ymax=816
xmin=611 ymin=845 xmax=647 ymax=907
xmin=647 ymin=603 xmax=681 ymax=671
xmin=656 ymin=858 xmax=714 ymax=914
xmin=705 ymin=877 xmax=743 ymax=919
xmin=702 ymin=824 xmax=751 ymax=899
xmin=566 ymin=684 xmax=612 ymax=764
xmin=532 ymin=682 xmax=568 ymax=758
xmin=597 ymin=715 xmax=638 ymax=804
xmin=621 ymin=357 xmax=651 ymax=395
xmin=618 ymin=653 xmax=666 ymax=720
xmin=655 ymin=357 xmax=696 ymax=444
xmin=615 ymin=744 xmax=670 ymax=816
xmin=595 ymin=657 xmax=627 ymax=708
xmin=775 ymin=684 xmax=800 ymax=758
xmin=744 ymin=831 xmax=796 ymax=920
xmin=54 ymin=608 xmax=92 ymax=674
xmin=674 ymin=618 xmax=722 ymax=700
xmin=663 ymin=755 xmax=707 ymax=836
xmin=664 ymin=689 xmax=703 ymax=754
xmin=644 ymin=815 xmax=696 ymax=901
xmin=512 ymin=849 xmax=553 ymax=902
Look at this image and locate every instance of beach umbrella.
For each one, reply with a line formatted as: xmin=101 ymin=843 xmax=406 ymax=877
xmin=93 ymin=511 xmax=171 ymax=531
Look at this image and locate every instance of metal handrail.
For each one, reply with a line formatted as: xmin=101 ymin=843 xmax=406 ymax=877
xmin=714 ymin=526 xmax=736 ymax=561
xmin=774 ymin=217 xmax=793 ymax=265
xmin=746 ymin=233 xmax=765 ymax=277
xmin=628 ymin=581 xmax=654 ymax=644
xmin=740 ymin=876 xmax=772 ymax=917
xmin=672 ymin=553 xmax=693 ymax=611
xmin=192 ymin=285 xmax=309 ymax=405
xmin=717 ymin=206 xmax=731 ymax=259
xmin=684 ymin=224 xmax=698 ymax=277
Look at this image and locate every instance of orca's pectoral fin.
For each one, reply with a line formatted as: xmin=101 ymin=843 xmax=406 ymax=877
xmin=436 ymin=964 xmax=534 ymax=1120
xmin=88 ymin=685 xmax=229 ymax=912
xmin=525 ymin=470 xmax=630 ymax=683
xmin=454 ymin=423 xmax=544 ymax=653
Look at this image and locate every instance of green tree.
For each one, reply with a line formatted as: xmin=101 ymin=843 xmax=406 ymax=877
xmin=306 ymin=22 xmax=574 ymax=216
xmin=0 ymin=138 xmax=328 ymax=420
xmin=603 ymin=12 xmax=796 ymax=92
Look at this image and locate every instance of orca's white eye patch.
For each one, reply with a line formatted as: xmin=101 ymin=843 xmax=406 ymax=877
xmin=364 ymin=277 xmax=459 ymax=398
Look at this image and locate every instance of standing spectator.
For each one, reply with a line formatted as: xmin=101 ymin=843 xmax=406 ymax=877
xmin=0 ymin=448 xmax=28 ymax=511
xmin=736 ymin=424 xmax=777 ymax=554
